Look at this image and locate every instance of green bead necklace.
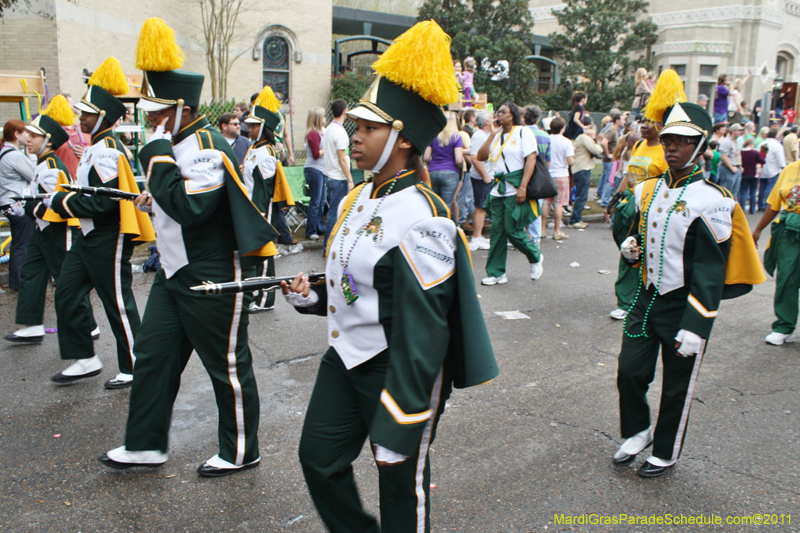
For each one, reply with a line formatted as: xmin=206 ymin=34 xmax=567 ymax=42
xmin=623 ymin=166 xmax=700 ymax=338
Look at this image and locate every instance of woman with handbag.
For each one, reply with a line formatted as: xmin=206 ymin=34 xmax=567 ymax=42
xmin=477 ymin=101 xmax=544 ymax=285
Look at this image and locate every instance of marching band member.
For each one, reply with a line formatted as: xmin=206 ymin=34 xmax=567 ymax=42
xmin=242 ymin=86 xmax=294 ymax=313
xmin=282 ymin=21 xmax=498 ymax=531
xmin=100 ymin=18 xmax=278 ymax=477
xmin=614 ymin=101 xmax=764 ymax=477
xmin=47 ymin=59 xmax=154 ymax=388
xmin=4 ymin=103 xmax=99 ymax=345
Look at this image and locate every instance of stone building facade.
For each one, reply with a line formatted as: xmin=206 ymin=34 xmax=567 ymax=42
xmin=1 ymin=0 xmax=333 ymax=126
xmin=529 ymin=0 xmax=800 ymax=114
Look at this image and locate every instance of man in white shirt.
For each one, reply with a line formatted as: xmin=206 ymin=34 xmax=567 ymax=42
xmin=468 ymin=111 xmax=493 ymax=250
xmin=323 ymin=99 xmax=353 ymax=252
xmin=718 ymin=124 xmax=742 ymax=198
xmin=759 ymin=127 xmax=787 ymax=211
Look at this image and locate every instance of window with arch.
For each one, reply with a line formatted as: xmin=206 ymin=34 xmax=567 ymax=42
xmin=263 ymin=35 xmax=291 ymax=98
xmin=776 ymin=52 xmax=794 ymax=81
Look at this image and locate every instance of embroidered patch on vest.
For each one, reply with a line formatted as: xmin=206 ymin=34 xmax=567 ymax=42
xmin=700 ymin=197 xmax=734 ymax=243
xmin=399 ymin=218 xmax=457 ymax=290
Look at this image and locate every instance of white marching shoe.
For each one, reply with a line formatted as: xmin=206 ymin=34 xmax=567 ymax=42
xmin=51 ymin=355 xmax=103 ymax=383
xmin=4 ymin=324 xmax=45 ymax=344
xmin=765 ymin=332 xmax=795 ymax=345
xmin=99 ymin=446 xmax=168 ymax=469
xmin=612 ymin=426 xmax=653 ymax=466
xmin=530 ymin=255 xmax=544 ymax=280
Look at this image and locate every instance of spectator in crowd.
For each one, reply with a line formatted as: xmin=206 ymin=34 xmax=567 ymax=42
xmin=599 ymin=111 xmax=624 ymax=207
xmin=468 ymin=111 xmax=494 ymax=251
xmin=718 ymin=123 xmax=743 ymax=197
xmin=218 ymin=112 xmax=251 ymax=166
xmin=564 ymin=91 xmax=586 ymax=140
xmin=233 ymin=101 xmax=250 ymax=137
xmin=714 ymin=75 xmax=730 ymax=124
xmin=461 ymin=108 xmax=477 ymax=136
xmin=454 ymin=113 xmax=474 ymax=232
xmin=710 ymin=122 xmax=727 ymax=143
xmin=323 ymin=98 xmax=353 ymax=253
xmin=727 ymin=74 xmax=750 ymax=124
xmin=273 ymin=95 xmax=295 ymax=167
xmin=569 ymin=116 xmax=602 ymax=229
xmin=696 ymin=93 xmax=709 ymax=110
xmin=739 ymin=121 xmax=756 ymax=149
xmin=782 ymin=125 xmax=798 ymax=163
xmin=544 ymin=116 xmax=575 ymax=240
xmin=707 ymin=140 xmax=721 ymax=182
xmin=424 ymin=111 xmax=464 ymax=214
xmin=303 ymin=106 xmax=326 ymax=240
xmin=740 ymin=137 xmax=766 ymax=214
xmin=477 ymin=101 xmax=543 ymax=284
xmin=759 ymin=127 xmax=786 ymax=212
xmin=755 ymin=126 xmax=770 ymax=148
xmin=0 ymin=119 xmax=36 ymax=291
xmin=54 ymin=93 xmax=90 ymax=178
xmin=523 ymin=105 xmax=551 ymax=246
xmin=632 ymin=68 xmax=650 ymax=114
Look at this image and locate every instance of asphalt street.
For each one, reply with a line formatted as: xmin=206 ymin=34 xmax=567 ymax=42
xmin=0 ymin=213 xmax=797 ymax=533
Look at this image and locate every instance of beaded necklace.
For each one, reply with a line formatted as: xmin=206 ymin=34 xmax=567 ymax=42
xmin=623 ymin=165 xmax=700 ymax=338
xmin=336 ymin=168 xmax=406 ymax=305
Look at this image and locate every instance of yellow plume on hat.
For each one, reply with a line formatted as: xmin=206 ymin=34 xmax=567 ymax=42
xmin=371 ymin=20 xmax=459 ymax=106
xmin=88 ymin=57 xmax=130 ymax=96
xmin=42 ymin=95 xmax=76 ymax=126
xmin=253 ymin=86 xmax=281 ymax=113
xmin=135 ymin=17 xmax=186 ymax=72
xmin=644 ymin=69 xmax=686 ymax=123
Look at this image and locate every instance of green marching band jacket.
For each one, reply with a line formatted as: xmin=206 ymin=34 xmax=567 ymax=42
xmin=49 ymin=129 xmax=130 ymax=235
xmin=623 ymin=170 xmax=765 ymax=339
xmin=137 ymin=116 xmax=280 ymax=278
xmin=241 ymin=141 xmax=294 ymax=218
xmin=295 ymin=170 xmax=499 ymax=456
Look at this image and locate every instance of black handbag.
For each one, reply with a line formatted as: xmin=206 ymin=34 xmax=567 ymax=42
xmin=525 ymin=151 xmax=558 ymax=200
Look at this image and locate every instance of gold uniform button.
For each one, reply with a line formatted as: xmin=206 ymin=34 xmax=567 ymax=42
xmin=332 ymin=251 xmax=336 ymax=259
xmin=652 ymin=222 xmax=657 ymax=227
xmin=330 ymin=279 xmax=334 ymax=287
xmin=329 ymin=305 xmax=335 ymax=313
xmin=344 ymin=228 xmax=350 ymax=235
xmin=649 ymin=253 xmax=653 ymax=258
xmin=331 ymin=330 xmax=339 ymax=338
xmin=657 ymin=208 xmax=663 ymax=213
xmin=357 ymin=205 xmax=364 ymax=212
xmin=664 ymin=193 xmax=669 ymax=198
xmin=649 ymin=268 xmax=653 ymax=273
xmin=651 ymin=238 xmax=655 ymax=243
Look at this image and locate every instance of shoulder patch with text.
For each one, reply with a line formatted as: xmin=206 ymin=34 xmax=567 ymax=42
xmin=700 ymin=196 xmax=734 ymax=243
xmin=92 ymin=147 xmax=120 ymax=183
xmin=399 ymin=217 xmax=457 ymax=290
xmin=184 ymin=149 xmax=225 ymax=195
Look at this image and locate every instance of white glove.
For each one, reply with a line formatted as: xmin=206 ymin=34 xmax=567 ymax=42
xmin=42 ymin=196 xmax=52 ymax=209
xmin=675 ymin=329 xmax=705 ymax=357
xmin=9 ymin=202 xmax=24 ymax=217
xmin=620 ymin=236 xmax=640 ymax=261
xmin=374 ymin=444 xmax=408 ymax=464
xmin=283 ymin=288 xmax=319 ymax=308
xmin=148 ymin=125 xmax=172 ymax=143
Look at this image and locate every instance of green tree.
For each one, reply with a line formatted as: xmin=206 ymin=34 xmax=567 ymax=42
xmin=548 ymin=0 xmax=657 ymax=112
xmin=331 ymin=71 xmax=376 ymax=103
xmin=417 ymin=0 xmax=542 ymax=107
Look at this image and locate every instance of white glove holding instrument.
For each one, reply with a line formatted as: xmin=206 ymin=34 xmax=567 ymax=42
xmin=42 ymin=196 xmax=52 ymax=208
xmin=675 ymin=329 xmax=705 ymax=357
xmin=620 ymin=236 xmax=640 ymax=261
xmin=284 ymin=288 xmax=319 ymax=308
xmin=9 ymin=202 xmax=25 ymax=217
xmin=148 ymin=124 xmax=172 ymax=143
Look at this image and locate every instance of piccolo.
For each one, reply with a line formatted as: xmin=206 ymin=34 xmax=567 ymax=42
xmin=61 ymin=183 xmax=142 ymax=201
xmin=190 ymin=273 xmax=326 ymax=295
xmin=11 ymin=194 xmax=50 ymax=201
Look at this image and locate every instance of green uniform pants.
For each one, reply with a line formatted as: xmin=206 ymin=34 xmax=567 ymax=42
xmin=485 ymin=195 xmax=541 ymax=277
xmin=614 ymin=258 xmax=639 ymax=310
xmin=299 ymin=348 xmax=451 ymax=533
xmin=772 ymin=234 xmax=800 ymax=334
xmin=16 ymin=225 xmax=96 ymax=331
xmin=54 ymin=230 xmax=139 ymax=373
xmin=125 ymin=254 xmax=260 ymax=465
xmin=254 ymin=256 xmax=276 ymax=309
xmin=617 ymin=285 xmax=706 ymax=462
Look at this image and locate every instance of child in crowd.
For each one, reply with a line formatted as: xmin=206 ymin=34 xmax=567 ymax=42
xmin=708 ymin=140 xmax=720 ymax=182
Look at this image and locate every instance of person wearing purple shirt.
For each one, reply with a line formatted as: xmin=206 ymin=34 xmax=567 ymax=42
xmin=424 ymin=111 xmax=464 ymax=209
xmin=714 ymin=75 xmax=730 ymax=124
